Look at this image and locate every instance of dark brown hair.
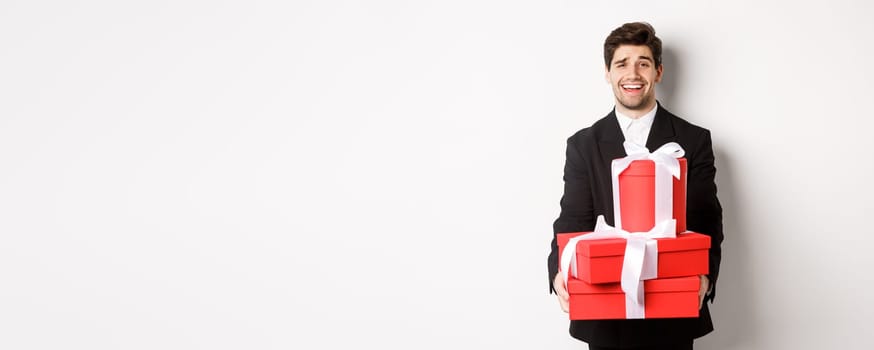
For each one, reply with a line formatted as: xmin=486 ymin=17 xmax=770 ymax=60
xmin=604 ymin=22 xmax=662 ymax=70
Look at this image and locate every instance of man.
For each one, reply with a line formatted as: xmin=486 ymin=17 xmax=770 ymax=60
xmin=547 ymin=22 xmax=724 ymax=350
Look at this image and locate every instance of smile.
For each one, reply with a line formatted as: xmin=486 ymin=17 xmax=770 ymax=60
xmin=620 ymin=83 xmax=644 ymax=94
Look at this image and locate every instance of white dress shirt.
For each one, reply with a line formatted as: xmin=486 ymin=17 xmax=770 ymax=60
xmin=615 ymin=104 xmax=658 ymax=148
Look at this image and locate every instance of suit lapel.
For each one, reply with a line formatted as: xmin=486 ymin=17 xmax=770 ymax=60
xmin=645 ymin=104 xmax=676 ymax=151
xmin=593 ymin=110 xmax=625 ymax=227
xmin=596 ymin=109 xmax=628 ymax=161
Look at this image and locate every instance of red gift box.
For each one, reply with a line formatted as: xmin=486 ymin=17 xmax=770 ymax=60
xmin=557 ymin=231 xmax=710 ymax=284
xmin=567 ymin=276 xmax=701 ymax=320
xmin=618 ymin=158 xmax=687 ymax=233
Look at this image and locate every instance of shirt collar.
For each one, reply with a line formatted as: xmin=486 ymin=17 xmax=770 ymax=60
xmin=615 ymin=103 xmax=658 ymax=131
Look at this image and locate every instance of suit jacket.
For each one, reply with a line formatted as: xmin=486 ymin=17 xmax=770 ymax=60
xmin=547 ymin=104 xmax=724 ymax=347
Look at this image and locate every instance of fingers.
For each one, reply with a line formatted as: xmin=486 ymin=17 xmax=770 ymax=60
xmin=698 ymin=275 xmax=709 ymax=310
xmin=554 ymin=272 xmax=570 ymax=313
xmin=558 ymin=294 xmax=569 ymax=313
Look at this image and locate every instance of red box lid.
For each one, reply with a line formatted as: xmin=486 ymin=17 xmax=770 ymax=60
xmin=574 ymin=232 xmax=710 ymax=258
xmin=567 ymin=276 xmax=699 ymax=295
xmin=621 ymin=158 xmax=687 ymax=176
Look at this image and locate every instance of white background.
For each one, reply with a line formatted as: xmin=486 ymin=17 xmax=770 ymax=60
xmin=1 ymin=1 xmax=872 ymax=349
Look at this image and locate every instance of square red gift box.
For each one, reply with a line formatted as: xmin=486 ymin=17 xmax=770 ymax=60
xmin=567 ymin=276 xmax=701 ymax=320
xmin=557 ymin=231 xmax=710 ymax=284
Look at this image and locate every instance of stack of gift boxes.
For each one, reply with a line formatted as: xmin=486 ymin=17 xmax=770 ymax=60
xmin=557 ymin=142 xmax=711 ymax=320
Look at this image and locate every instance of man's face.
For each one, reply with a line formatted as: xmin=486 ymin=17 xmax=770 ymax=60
xmin=605 ymin=45 xmax=663 ymax=114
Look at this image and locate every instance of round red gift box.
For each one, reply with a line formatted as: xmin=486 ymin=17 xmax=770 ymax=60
xmin=617 ymin=158 xmax=686 ymax=233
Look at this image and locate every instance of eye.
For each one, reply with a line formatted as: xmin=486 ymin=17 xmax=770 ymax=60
xmin=640 ymin=62 xmax=650 ymax=68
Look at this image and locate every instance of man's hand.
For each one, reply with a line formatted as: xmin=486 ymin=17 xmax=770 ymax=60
xmin=699 ymin=275 xmax=710 ymax=309
xmin=554 ymin=272 xmax=569 ymax=313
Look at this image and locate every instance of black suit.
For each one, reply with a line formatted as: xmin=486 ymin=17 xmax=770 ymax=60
xmin=547 ymin=104 xmax=724 ymax=348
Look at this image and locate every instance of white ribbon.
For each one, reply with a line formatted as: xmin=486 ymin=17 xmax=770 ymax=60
xmin=612 ymin=142 xmax=685 ymax=232
xmin=560 ymin=215 xmax=676 ymax=318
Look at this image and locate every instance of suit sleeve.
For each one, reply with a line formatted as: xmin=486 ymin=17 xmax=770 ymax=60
xmin=548 ymin=134 xmax=596 ymax=293
xmin=685 ymin=129 xmax=724 ymax=302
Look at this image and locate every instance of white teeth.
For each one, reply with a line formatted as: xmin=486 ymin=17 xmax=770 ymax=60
xmin=622 ymin=84 xmax=642 ymax=89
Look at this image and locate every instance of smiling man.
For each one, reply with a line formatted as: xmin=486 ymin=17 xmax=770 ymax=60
xmin=547 ymin=22 xmax=724 ymax=350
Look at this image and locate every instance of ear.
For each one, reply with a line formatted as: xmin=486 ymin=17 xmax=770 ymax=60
xmin=654 ymin=64 xmax=664 ymax=83
xmin=605 ymin=65 xmax=611 ymax=84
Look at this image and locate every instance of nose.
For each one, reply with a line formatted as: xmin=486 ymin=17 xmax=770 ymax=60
xmin=630 ymin=65 xmax=642 ymax=78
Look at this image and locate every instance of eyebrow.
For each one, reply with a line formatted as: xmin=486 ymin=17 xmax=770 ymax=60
xmin=637 ymin=56 xmax=654 ymax=62
xmin=613 ymin=56 xmax=654 ymax=65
